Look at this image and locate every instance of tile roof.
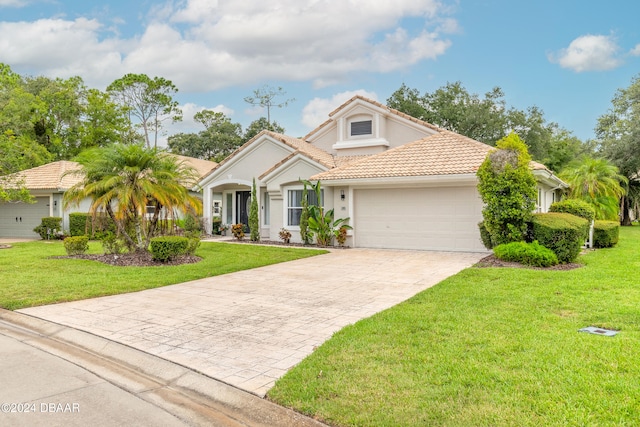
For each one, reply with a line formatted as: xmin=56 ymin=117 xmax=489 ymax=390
xmin=9 ymin=161 xmax=83 ymax=190
xmin=6 ymin=154 xmax=216 ymax=191
xmin=311 ymin=131 xmax=494 ymax=181
xmin=166 ymin=154 xmax=217 ymax=179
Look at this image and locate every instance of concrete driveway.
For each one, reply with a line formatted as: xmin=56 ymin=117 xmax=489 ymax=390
xmin=19 ymin=248 xmax=485 ymax=396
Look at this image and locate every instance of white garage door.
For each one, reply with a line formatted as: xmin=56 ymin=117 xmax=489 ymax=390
xmin=0 ymin=197 xmax=51 ymax=238
xmin=353 ymin=187 xmax=485 ymax=252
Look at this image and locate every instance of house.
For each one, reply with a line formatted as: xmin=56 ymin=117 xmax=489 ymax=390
xmin=199 ymin=96 xmax=566 ymax=252
xmin=0 ymin=154 xmax=216 ymax=238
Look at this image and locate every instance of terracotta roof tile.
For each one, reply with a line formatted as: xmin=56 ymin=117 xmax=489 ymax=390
xmin=168 ymin=154 xmax=217 ymax=178
xmin=9 ymin=161 xmax=83 ymax=190
xmin=312 ymin=131 xmax=493 ymax=180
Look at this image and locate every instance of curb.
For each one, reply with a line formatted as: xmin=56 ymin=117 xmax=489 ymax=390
xmin=0 ymin=309 xmax=328 ymax=427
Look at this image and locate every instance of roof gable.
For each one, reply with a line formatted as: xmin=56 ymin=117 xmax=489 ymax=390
xmin=199 ymin=130 xmax=336 ymax=185
xmin=304 ymin=95 xmax=442 ymax=142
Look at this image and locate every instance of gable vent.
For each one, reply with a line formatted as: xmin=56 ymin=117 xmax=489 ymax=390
xmin=350 ymin=120 xmax=372 ymax=136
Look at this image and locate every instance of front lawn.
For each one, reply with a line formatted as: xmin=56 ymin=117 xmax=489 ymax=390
xmin=0 ymin=241 xmax=325 ymax=310
xmin=269 ymin=226 xmax=640 ymax=426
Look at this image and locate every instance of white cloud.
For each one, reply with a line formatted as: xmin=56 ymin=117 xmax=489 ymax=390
xmin=0 ymin=0 xmax=454 ymax=91
xmin=0 ymin=18 xmax=123 ymax=87
xmin=630 ymin=44 xmax=640 ymax=56
xmin=549 ymin=34 xmax=623 ymax=72
xmin=0 ymin=0 xmax=28 ymax=7
xmin=302 ymin=90 xmax=378 ymax=128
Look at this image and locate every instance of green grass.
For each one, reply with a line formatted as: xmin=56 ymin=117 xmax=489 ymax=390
xmin=268 ymin=226 xmax=640 ymax=426
xmin=0 ymin=241 xmax=325 ymax=310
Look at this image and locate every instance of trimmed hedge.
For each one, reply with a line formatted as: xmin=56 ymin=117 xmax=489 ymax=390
xmin=529 ymin=212 xmax=588 ymax=263
xmin=593 ymin=220 xmax=619 ymax=248
xmin=69 ymin=212 xmax=117 ymax=238
xmin=149 ymin=236 xmax=188 ymax=262
xmin=549 ymin=199 xmax=596 ymax=222
xmin=63 ymin=235 xmax=89 ymax=255
xmin=493 ymin=240 xmax=558 ymax=267
xmin=69 ymin=212 xmax=90 ymax=236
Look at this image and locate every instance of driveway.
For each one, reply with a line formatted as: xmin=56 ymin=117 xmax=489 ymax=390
xmin=19 ymin=248 xmax=485 ymax=396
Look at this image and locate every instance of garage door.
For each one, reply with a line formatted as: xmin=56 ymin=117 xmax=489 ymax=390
xmin=353 ymin=187 xmax=486 ymax=252
xmin=0 ymin=197 xmax=51 ymax=238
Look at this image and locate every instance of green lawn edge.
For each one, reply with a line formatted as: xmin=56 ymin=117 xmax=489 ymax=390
xmin=268 ymin=226 xmax=640 ymax=427
xmin=0 ymin=241 xmax=326 ymax=310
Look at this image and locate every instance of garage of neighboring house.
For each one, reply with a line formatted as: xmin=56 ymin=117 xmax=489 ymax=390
xmin=352 ymin=185 xmax=486 ymax=252
xmin=0 ymin=197 xmax=51 ymax=238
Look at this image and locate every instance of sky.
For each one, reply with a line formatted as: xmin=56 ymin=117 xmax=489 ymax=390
xmin=1 ymin=0 xmax=640 ymax=146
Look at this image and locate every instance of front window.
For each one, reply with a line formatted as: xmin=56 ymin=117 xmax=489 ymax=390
xmin=350 ymin=120 xmax=372 ymax=136
xmin=287 ymin=189 xmax=322 ymax=226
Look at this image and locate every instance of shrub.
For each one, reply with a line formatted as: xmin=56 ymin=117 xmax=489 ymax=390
xmin=279 ymin=228 xmax=291 ymax=243
xmin=182 ymin=213 xmax=202 ymax=233
xmin=529 ymin=212 xmax=588 ymax=263
xmin=69 ymin=212 xmax=90 ymax=236
xmin=336 ymin=226 xmax=348 ymax=247
xmin=477 ymin=133 xmax=537 ymax=246
xmin=231 ymin=224 xmax=245 ymax=240
xmin=184 ymin=231 xmax=201 ymax=255
xmin=549 ymin=199 xmax=595 ymax=222
xmin=63 ymin=235 xmax=89 ymax=255
xmin=69 ymin=212 xmax=117 ymax=239
xmin=493 ymin=240 xmax=558 ymax=267
xmin=478 ymin=221 xmax=493 ymax=249
xmin=249 ymin=178 xmax=260 ymax=242
xmin=101 ymin=232 xmax=125 ymax=255
xmin=593 ymin=220 xmax=619 ymax=248
xmin=149 ymin=236 xmax=188 ymax=262
xmin=33 ymin=217 xmax=62 ymax=240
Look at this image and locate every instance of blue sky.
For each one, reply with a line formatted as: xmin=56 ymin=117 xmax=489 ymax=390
xmin=1 ymin=0 xmax=639 ymax=145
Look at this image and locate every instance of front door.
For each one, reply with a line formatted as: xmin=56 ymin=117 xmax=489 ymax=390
xmin=236 ymin=191 xmax=251 ymax=227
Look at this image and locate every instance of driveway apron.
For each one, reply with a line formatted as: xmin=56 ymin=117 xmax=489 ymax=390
xmin=19 ymin=248 xmax=485 ymax=396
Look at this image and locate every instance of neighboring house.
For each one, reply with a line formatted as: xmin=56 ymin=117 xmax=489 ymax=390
xmin=199 ymin=96 xmax=567 ymax=252
xmin=0 ymin=154 xmax=216 ymax=239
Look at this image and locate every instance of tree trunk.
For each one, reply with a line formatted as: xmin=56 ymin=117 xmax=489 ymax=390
xmin=621 ymin=196 xmax=632 ymax=226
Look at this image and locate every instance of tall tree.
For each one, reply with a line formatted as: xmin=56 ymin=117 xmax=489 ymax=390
xmin=78 ymin=88 xmax=136 ymax=150
xmin=107 ymin=74 xmax=182 ymax=149
xmin=559 ymin=157 xmax=626 ymax=220
xmin=243 ymin=117 xmax=285 ymax=142
xmin=64 ymin=143 xmax=201 ymax=252
xmin=244 ymin=85 xmax=294 ymax=126
xmin=168 ymin=110 xmax=243 ymax=161
xmin=595 ymin=74 xmax=640 ymax=225
xmin=387 ymin=81 xmax=585 ymax=171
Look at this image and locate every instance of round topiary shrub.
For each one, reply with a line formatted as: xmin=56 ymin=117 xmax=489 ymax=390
xmin=493 ymin=240 xmax=558 ymax=267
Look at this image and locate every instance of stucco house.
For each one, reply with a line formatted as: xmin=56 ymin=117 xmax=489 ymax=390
xmin=0 ymin=155 xmax=216 ymax=238
xmin=199 ymin=96 xmax=567 ymax=252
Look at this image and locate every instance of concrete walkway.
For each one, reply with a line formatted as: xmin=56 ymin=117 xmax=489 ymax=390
xmin=19 ymin=248 xmax=485 ymax=397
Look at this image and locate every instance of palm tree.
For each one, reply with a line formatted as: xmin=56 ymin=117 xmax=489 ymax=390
xmin=559 ymin=156 xmax=627 ymax=220
xmin=64 ymin=143 xmax=202 ymax=251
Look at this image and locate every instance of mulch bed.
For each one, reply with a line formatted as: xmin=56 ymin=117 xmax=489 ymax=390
xmin=54 ymin=251 xmax=202 ymax=267
xmin=474 ymin=254 xmax=583 ymax=270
